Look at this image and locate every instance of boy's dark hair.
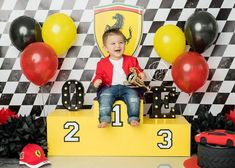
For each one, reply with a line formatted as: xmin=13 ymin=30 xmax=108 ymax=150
xmin=102 ymin=28 xmax=126 ymax=45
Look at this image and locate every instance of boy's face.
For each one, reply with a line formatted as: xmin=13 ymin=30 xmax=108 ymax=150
xmin=103 ymin=34 xmax=125 ymax=60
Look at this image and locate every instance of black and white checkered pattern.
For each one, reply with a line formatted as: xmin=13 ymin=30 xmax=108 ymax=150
xmin=0 ymin=0 xmax=234 ymax=116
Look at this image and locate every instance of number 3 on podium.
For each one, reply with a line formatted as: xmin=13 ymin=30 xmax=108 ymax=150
xmin=157 ymin=129 xmax=172 ymax=149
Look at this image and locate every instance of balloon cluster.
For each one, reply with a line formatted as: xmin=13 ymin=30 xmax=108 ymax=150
xmin=153 ymin=10 xmax=218 ymax=94
xmin=9 ymin=13 xmax=77 ymax=86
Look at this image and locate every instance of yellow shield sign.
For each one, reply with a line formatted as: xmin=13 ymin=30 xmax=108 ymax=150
xmin=94 ymin=3 xmax=143 ymax=57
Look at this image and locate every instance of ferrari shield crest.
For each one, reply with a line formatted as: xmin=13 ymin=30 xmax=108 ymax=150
xmin=94 ymin=3 xmax=143 ymax=57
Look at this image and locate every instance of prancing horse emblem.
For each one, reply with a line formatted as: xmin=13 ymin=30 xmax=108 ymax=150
xmin=94 ymin=3 xmax=143 ymax=57
xmin=105 ymin=13 xmax=132 ymax=44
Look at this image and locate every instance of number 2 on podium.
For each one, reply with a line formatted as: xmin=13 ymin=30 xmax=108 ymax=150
xmin=64 ymin=121 xmax=80 ymax=142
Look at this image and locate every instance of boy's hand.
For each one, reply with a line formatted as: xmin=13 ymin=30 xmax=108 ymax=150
xmin=94 ymin=79 xmax=102 ymax=88
xmin=138 ymin=72 xmax=146 ymax=81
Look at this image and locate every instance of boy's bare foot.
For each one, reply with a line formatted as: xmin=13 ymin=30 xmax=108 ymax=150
xmin=130 ymin=120 xmax=140 ymax=127
xmin=98 ymin=122 xmax=109 ymax=128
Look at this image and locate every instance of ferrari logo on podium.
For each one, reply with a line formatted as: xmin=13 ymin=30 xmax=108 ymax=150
xmin=94 ymin=3 xmax=143 ymax=57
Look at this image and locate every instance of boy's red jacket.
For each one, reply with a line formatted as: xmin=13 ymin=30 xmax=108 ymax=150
xmin=92 ymin=55 xmax=143 ymax=87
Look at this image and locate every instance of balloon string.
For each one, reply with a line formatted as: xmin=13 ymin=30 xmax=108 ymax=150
xmin=39 ymin=82 xmax=54 ymax=125
xmin=47 ymin=81 xmax=54 ymax=115
xmin=41 ymin=86 xmax=45 ymax=116
xmin=175 ymin=87 xmax=183 ymax=116
xmin=39 ymin=86 xmax=47 ymax=126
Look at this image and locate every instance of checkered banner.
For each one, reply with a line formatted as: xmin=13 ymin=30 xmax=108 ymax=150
xmin=0 ymin=0 xmax=234 ymax=116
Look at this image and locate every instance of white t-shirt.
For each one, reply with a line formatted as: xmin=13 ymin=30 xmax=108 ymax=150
xmin=109 ymin=57 xmax=126 ymax=85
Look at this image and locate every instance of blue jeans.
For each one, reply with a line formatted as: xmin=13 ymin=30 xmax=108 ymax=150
xmin=98 ymin=85 xmax=140 ymax=124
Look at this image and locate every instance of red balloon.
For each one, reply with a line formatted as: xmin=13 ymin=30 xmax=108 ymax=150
xmin=20 ymin=42 xmax=58 ymax=86
xmin=172 ymin=52 xmax=209 ymax=94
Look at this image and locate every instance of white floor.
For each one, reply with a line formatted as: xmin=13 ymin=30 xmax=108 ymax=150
xmin=1 ymin=157 xmax=188 ymax=168
xmin=47 ymin=156 xmax=187 ymax=168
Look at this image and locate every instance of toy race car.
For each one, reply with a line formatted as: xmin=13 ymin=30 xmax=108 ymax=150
xmin=195 ymin=129 xmax=235 ymax=147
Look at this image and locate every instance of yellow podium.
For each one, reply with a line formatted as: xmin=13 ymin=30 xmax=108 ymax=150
xmin=47 ymin=101 xmax=191 ymax=156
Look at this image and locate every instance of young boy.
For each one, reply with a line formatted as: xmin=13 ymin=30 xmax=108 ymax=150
xmin=93 ymin=28 xmax=146 ymax=128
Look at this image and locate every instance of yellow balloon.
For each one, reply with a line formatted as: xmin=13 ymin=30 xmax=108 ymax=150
xmin=42 ymin=13 xmax=77 ymax=56
xmin=153 ymin=24 xmax=186 ymax=64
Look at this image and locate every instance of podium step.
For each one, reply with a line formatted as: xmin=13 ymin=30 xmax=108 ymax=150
xmin=47 ymin=100 xmax=190 ymax=156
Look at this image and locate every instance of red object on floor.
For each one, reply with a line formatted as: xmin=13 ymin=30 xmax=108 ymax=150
xmin=183 ymin=156 xmax=200 ymax=168
xmin=19 ymin=144 xmax=50 ymax=168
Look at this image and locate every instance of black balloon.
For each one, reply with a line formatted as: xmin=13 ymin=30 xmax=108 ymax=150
xmin=184 ymin=10 xmax=218 ymax=53
xmin=9 ymin=16 xmax=42 ymax=51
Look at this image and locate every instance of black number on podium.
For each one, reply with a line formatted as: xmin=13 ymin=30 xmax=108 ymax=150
xmin=157 ymin=129 xmax=172 ymax=149
xmin=62 ymin=80 xmax=84 ymax=111
xmin=64 ymin=121 xmax=80 ymax=142
xmin=112 ymin=104 xmax=123 ymax=127
xmin=144 ymin=86 xmax=177 ymax=118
